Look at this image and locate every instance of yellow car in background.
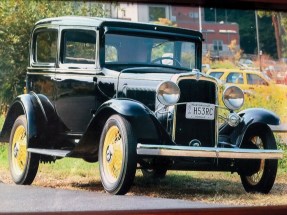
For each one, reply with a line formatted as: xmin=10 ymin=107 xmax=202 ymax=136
xmin=206 ymin=68 xmax=285 ymax=96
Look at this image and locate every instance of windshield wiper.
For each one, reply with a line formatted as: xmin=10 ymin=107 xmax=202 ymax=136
xmin=152 ymin=40 xmax=170 ymax=49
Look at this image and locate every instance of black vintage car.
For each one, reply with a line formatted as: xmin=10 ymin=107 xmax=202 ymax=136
xmin=0 ymin=16 xmax=283 ymax=195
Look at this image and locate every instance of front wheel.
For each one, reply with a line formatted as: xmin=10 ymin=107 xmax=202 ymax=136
xmin=99 ymin=114 xmax=137 ymax=195
xmin=8 ymin=115 xmax=39 ymax=185
xmin=239 ymin=126 xmax=278 ymax=194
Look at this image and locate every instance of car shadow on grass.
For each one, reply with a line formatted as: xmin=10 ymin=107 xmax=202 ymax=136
xmin=70 ymin=180 xmax=104 ymax=192
xmin=69 ymin=171 xmax=287 ymax=205
xmin=131 ymin=172 xmax=245 ymax=196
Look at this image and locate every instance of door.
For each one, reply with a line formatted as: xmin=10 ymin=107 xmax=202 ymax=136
xmin=54 ymin=27 xmax=98 ymax=133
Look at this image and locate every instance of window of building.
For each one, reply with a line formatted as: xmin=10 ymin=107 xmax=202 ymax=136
xmin=189 ymin=12 xmax=199 ymax=19
xmin=213 ymin=40 xmax=223 ymax=51
xmin=149 ymin=6 xmax=166 ymax=22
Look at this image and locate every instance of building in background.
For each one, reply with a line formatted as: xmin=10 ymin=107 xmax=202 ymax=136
xmin=108 ymin=3 xmax=240 ymax=59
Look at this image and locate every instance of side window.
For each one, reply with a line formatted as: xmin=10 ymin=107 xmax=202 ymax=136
xmin=226 ymin=72 xmax=243 ymax=84
xmin=247 ymin=74 xmax=268 ymax=85
xmin=34 ymin=30 xmax=57 ymax=63
xmin=209 ymin=72 xmax=224 ymax=79
xmin=61 ymin=29 xmax=96 ymax=64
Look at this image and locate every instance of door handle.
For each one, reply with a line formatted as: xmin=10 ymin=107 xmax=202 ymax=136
xmin=52 ymin=77 xmax=62 ymax=81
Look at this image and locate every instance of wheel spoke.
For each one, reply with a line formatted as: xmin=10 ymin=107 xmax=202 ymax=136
xmin=103 ymin=125 xmax=124 ymax=183
xmin=12 ymin=125 xmax=28 ymax=175
xmin=246 ymin=135 xmax=265 ymax=185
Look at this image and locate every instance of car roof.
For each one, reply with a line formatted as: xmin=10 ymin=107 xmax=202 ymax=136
xmin=36 ymin=16 xmax=130 ymax=26
xmin=34 ymin=16 xmax=203 ymax=40
xmin=208 ymin=68 xmax=261 ymax=74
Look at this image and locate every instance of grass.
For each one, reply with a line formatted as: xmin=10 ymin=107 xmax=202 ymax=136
xmin=0 ymin=143 xmax=8 ymax=168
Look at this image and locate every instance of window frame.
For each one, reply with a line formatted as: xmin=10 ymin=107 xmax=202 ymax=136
xmin=30 ymin=26 xmax=59 ymax=68
xmin=58 ymin=26 xmax=99 ymax=71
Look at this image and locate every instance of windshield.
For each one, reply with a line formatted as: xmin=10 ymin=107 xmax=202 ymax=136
xmin=104 ymin=33 xmax=196 ymax=70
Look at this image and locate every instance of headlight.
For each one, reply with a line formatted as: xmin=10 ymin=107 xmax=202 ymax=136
xmin=156 ymin=81 xmax=180 ymax=106
xmin=222 ymin=86 xmax=244 ymax=110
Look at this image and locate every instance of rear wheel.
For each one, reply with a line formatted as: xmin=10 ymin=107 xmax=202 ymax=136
xmin=99 ymin=114 xmax=137 ymax=195
xmin=8 ymin=115 xmax=39 ymax=185
xmin=239 ymin=126 xmax=278 ymax=193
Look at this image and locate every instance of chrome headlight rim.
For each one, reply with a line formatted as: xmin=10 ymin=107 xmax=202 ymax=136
xmin=156 ymin=81 xmax=181 ymax=106
xmin=222 ymin=85 xmax=244 ymax=111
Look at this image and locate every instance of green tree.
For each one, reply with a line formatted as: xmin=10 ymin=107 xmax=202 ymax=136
xmin=204 ymin=8 xmax=276 ymax=58
xmin=258 ymin=11 xmax=282 ymax=59
xmin=0 ymin=0 xmax=106 ymax=107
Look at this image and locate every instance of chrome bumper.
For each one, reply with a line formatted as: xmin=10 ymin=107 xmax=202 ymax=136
xmin=137 ymin=144 xmax=283 ymax=159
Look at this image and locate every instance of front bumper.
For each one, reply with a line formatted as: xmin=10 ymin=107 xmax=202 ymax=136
xmin=137 ymin=144 xmax=283 ymax=159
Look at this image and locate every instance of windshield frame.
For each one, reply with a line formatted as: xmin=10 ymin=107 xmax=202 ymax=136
xmin=100 ymin=26 xmax=202 ymax=71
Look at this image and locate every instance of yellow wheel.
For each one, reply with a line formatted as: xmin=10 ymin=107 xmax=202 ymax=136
xmin=99 ymin=114 xmax=137 ymax=195
xmin=8 ymin=115 xmax=39 ymax=185
xmin=11 ymin=124 xmax=27 ymax=176
xmin=239 ymin=126 xmax=278 ymax=194
xmin=102 ymin=125 xmax=123 ymax=183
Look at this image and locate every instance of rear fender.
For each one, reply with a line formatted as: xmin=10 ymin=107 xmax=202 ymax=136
xmin=0 ymin=94 xmax=37 ymax=144
xmin=71 ymin=99 xmax=172 ymax=157
xmin=0 ymin=92 xmax=64 ymax=147
xmin=219 ymin=108 xmax=279 ymax=147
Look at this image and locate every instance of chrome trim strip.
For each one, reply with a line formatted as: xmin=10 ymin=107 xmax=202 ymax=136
xmin=28 ymin=148 xmax=71 ymax=157
xmin=137 ymin=144 xmax=283 ymax=159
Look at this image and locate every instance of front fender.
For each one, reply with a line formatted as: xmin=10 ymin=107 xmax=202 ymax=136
xmin=97 ymin=99 xmax=172 ymax=144
xmin=71 ymin=99 xmax=172 ymax=157
xmin=219 ymin=108 xmax=279 ymax=147
xmin=238 ymin=108 xmax=280 ymax=126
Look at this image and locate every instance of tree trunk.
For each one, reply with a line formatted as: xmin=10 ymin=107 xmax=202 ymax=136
xmin=272 ymin=14 xmax=282 ymax=59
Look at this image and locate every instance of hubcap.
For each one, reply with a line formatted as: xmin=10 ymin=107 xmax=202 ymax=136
xmin=11 ymin=125 xmax=28 ymax=175
xmin=246 ymin=136 xmax=265 ymax=185
xmin=102 ymin=125 xmax=124 ymax=183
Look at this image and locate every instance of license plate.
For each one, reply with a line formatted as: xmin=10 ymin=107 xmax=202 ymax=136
xmin=185 ymin=102 xmax=215 ymax=120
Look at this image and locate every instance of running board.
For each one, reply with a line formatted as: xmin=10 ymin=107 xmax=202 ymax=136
xmin=137 ymin=144 xmax=283 ymax=159
xmin=27 ymin=148 xmax=71 ymax=157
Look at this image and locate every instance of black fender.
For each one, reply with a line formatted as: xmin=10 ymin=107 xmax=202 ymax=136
xmin=219 ymin=108 xmax=279 ymax=147
xmin=0 ymin=92 xmax=66 ymax=147
xmin=71 ymin=98 xmax=172 ymax=158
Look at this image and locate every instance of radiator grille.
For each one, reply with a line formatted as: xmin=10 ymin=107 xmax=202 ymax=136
xmin=174 ymin=79 xmax=216 ymax=147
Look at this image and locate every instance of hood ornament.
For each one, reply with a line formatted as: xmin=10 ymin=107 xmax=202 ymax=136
xmin=192 ymin=69 xmax=201 ymax=81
